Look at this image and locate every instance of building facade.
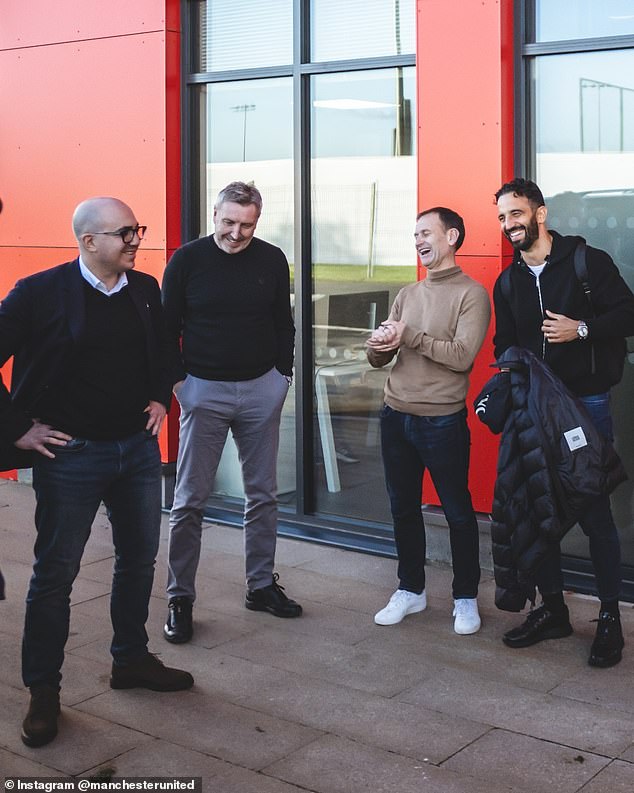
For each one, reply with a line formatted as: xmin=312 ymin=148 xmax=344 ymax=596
xmin=2 ymin=1 xmax=633 ymax=597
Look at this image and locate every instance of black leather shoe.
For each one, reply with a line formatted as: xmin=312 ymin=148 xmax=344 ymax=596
xmin=589 ymin=611 xmax=624 ymax=668
xmin=164 ymin=597 xmax=193 ymax=644
xmin=21 ymin=685 xmax=60 ymax=747
xmin=503 ymin=604 xmax=573 ymax=648
xmin=245 ymin=573 xmax=302 ymax=618
xmin=110 ymin=653 xmax=194 ymax=691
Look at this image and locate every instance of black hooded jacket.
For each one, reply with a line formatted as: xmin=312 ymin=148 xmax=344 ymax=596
xmin=475 ymin=347 xmax=627 ymax=612
xmin=493 ymin=231 xmax=634 ymax=396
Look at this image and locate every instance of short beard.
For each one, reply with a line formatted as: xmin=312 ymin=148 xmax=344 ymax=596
xmin=506 ymin=217 xmax=539 ymax=251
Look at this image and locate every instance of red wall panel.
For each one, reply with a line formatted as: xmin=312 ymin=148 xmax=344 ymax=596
xmin=417 ymin=0 xmax=515 ymax=512
xmin=0 ymin=2 xmax=173 ymax=49
xmin=0 ymin=1 xmax=181 ymax=468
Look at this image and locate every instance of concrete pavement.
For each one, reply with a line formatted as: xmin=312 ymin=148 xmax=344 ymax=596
xmin=1 ymin=477 xmax=633 ymax=791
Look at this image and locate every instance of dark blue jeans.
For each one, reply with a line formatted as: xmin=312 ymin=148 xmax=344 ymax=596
xmin=380 ymin=405 xmax=480 ymax=598
xmin=22 ymin=430 xmax=161 ymax=688
xmin=535 ymin=392 xmax=621 ymax=602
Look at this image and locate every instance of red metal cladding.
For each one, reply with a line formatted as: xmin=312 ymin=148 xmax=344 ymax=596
xmin=416 ymin=0 xmax=515 ymax=511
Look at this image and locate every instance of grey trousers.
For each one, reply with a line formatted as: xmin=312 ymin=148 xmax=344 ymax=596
xmin=167 ymin=367 xmax=289 ymax=597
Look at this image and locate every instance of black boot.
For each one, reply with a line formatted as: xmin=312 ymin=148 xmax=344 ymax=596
xmin=163 ymin=597 xmax=193 ymax=644
xmin=503 ymin=604 xmax=573 ymax=648
xmin=21 ymin=685 xmax=60 ymax=747
xmin=589 ymin=610 xmax=624 ymax=668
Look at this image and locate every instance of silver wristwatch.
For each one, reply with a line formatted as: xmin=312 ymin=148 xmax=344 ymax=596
xmin=577 ymin=320 xmax=589 ymax=340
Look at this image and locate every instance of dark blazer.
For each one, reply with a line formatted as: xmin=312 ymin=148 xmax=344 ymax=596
xmin=0 ymin=259 xmax=179 ymax=470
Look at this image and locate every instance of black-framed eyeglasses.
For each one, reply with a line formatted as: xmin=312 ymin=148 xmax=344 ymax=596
xmin=89 ymin=225 xmax=147 ymax=244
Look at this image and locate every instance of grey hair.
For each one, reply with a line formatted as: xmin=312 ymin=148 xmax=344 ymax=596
xmin=215 ymin=181 xmax=262 ymax=215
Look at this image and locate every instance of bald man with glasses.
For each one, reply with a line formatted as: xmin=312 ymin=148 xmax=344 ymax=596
xmin=0 ymin=197 xmax=193 ymax=749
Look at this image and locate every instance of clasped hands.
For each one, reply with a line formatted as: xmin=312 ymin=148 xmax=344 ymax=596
xmin=366 ymin=320 xmax=405 ymax=352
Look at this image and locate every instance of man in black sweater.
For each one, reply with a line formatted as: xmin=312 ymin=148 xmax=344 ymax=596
xmin=493 ymin=178 xmax=634 ymax=668
xmin=0 ymin=197 xmax=194 ymax=749
xmin=162 ymin=181 xmax=300 ymax=644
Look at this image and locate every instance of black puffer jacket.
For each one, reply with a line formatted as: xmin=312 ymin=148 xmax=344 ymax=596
xmin=475 ymin=347 xmax=627 ymax=612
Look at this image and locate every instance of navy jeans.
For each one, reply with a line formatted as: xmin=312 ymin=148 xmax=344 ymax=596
xmin=535 ymin=392 xmax=621 ymax=602
xmin=380 ymin=405 xmax=480 ymax=598
xmin=22 ymin=430 xmax=161 ymax=688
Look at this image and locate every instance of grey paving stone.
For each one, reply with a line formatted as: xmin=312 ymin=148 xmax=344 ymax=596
xmin=82 ymin=738 xmax=227 ymax=777
xmin=619 ymin=743 xmax=634 ymax=762
xmin=218 ymin=622 xmax=431 ymax=696
xmin=230 ymin=668 xmax=490 ymax=764
xmin=578 ymin=759 xmax=634 ymax=792
xmin=75 ymin=688 xmax=324 ymax=771
xmin=0 ymin=746 xmax=66 ymax=776
xmin=355 ymin=621 xmax=582 ymax=695
xmin=398 ymin=667 xmax=634 ymax=756
xmin=295 ymin=548 xmax=397 ymax=586
xmin=265 ymin=733 xmax=515 ymax=793
xmin=0 ymin=684 xmax=153 ymax=776
xmin=209 ymin=763 xmax=320 ymax=793
xmin=443 ymin=728 xmax=609 ymax=793
xmin=550 ymin=649 xmax=634 ymax=715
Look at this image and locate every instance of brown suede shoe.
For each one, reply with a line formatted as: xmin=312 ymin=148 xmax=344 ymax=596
xmin=21 ymin=685 xmax=60 ymax=747
xmin=110 ymin=653 xmax=194 ymax=691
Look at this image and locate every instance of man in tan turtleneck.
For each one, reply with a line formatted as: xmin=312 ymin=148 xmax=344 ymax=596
xmin=367 ymin=206 xmax=490 ymax=634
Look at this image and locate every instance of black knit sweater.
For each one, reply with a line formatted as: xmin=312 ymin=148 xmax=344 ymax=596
xmin=162 ymin=235 xmax=295 ymax=381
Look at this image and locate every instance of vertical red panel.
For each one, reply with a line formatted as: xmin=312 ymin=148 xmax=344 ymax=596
xmin=416 ymin=0 xmax=515 ymax=511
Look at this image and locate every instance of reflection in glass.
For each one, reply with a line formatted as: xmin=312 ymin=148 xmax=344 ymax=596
xmin=199 ymin=78 xmax=296 ymax=507
xmin=534 ymin=49 xmax=634 ymax=565
xmin=311 ymin=0 xmax=415 ymax=61
xmin=194 ymin=0 xmax=293 ymax=72
xmin=311 ymin=67 xmax=416 ymax=522
xmin=535 ymin=0 xmax=634 ymax=42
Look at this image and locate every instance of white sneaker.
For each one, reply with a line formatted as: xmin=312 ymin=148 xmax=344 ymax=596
xmin=374 ymin=589 xmax=427 ymax=626
xmin=453 ymin=598 xmax=481 ymax=635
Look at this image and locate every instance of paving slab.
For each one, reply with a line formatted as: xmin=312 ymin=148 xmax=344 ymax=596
xmin=577 ymin=759 xmax=634 ymax=792
xmin=210 ymin=763 xmax=319 ymax=793
xmin=265 ymin=733 xmax=516 ymax=793
xmin=443 ymin=728 xmax=610 ymax=793
xmin=218 ymin=621 xmax=432 ymax=696
xmin=227 ymin=667 xmax=490 ymax=764
xmin=398 ymin=667 xmax=634 ymax=756
xmin=0 ymin=684 xmax=153 ymax=776
xmin=0 ymin=747 xmax=66 ymax=776
xmin=550 ymin=653 xmax=634 ymax=715
xmin=75 ymin=688 xmax=324 ymax=771
xmin=81 ymin=738 xmax=227 ymax=777
xmin=619 ymin=743 xmax=634 ymax=762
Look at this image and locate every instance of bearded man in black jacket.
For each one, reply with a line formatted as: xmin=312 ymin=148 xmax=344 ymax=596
xmin=493 ymin=178 xmax=634 ymax=667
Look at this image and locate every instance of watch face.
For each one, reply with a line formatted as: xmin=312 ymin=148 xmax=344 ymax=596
xmin=578 ymin=323 xmax=589 ymax=339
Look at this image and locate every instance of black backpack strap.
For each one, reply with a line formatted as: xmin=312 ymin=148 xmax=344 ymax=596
xmin=574 ymin=240 xmax=593 ymax=315
xmin=499 ymin=265 xmax=512 ymax=303
xmin=574 ymin=239 xmax=595 ymax=373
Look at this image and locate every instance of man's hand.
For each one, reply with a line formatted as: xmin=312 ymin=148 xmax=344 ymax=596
xmin=14 ymin=420 xmax=72 ymax=459
xmin=144 ymin=400 xmax=167 ymax=435
xmin=366 ymin=320 xmax=405 ymax=352
xmin=541 ymin=310 xmax=580 ymax=344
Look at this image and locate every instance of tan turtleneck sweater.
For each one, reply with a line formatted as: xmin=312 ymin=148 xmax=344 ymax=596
xmin=367 ymin=265 xmax=491 ymax=416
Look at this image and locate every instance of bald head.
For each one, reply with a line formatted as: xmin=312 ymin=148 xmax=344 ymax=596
xmin=72 ymin=197 xmax=134 ymax=242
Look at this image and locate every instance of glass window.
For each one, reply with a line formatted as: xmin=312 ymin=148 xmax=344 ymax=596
xmin=535 ymin=0 xmax=634 ymax=42
xmin=195 ymin=0 xmax=293 ymax=72
xmin=198 ymin=77 xmax=296 ymax=507
xmin=310 ymin=67 xmax=416 ymax=522
xmin=533 ymin=48 xmax=634 ymax=566
xmin=311 ymin=0 xmax=415 ymax=62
